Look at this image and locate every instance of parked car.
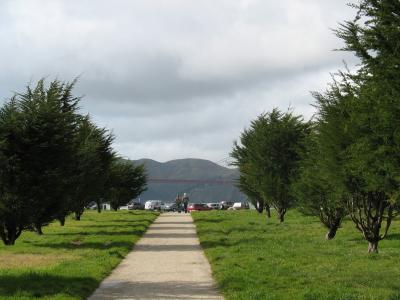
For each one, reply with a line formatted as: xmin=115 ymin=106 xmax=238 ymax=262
xmin=160 ymin=202 xmax=166 ymax=211
xmin=188 ymin=203 xmax=212 ymax=212
xmin=144 ymin=200 xmax=163 ymax=210
xmin=231 ymin=202 xmax=250 ymax=210
xmin=206 ymin=203 xmax=220 ymax=210
xmin=128 ymin=202 xmax=144 ymax=210
xmin=219 ymin=201 xmax=234 ymax=210
xmin=86 ymin=202 xmax=98 ymax=210
xmin=163 ymin=202 xmax=178 ymax=212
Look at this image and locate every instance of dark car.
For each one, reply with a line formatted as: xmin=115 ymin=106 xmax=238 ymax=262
xmin=188 ymin=203 xmax=212 ymax=212
xmin=206 ymin=203 xmax=220 ymax=210
xmin=163 ymin=203 xmax=178 ymax=212
xmin=128 ymin=202 xmax=144 ymax=210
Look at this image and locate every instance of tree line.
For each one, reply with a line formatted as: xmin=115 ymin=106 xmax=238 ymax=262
xmin=230 ymin=0 xmax=400 ymax=253
xmin=0 ymin=79 xmax=147 ymax=245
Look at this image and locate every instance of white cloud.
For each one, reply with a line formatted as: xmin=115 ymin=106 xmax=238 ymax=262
xmin=0 ymin=0 xmax=358 ymax=165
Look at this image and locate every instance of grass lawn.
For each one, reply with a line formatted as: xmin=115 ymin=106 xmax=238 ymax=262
xmin=0 ymin=210 xmax=158 ymax=300
xmin=192 ymin=210 xmax=400 ymax=300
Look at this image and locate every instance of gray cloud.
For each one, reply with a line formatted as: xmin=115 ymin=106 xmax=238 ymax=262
xmin=0 ymin=0 xmax=358 ymax=165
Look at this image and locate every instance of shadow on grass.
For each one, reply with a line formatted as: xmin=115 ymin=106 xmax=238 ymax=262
xmin=0 ymin=273 xmax=98 ymax=299
xmin=47 ymin=230 xmax=146 ymax=237
xmin=105 ymin=219 xmax=153 ymax=224
xmin=199 ymin=237 xmax=263 ymax=250
xmin=196 ymin=226 xmax=258 ymax=236
xmin=87 ymin=218 xmax=154 ymax=224
xmin=193 ymin=218 xmax=224 ymax=224
xmin=33 ymin=241 xmax=134 ymax=251
xmin=81 ymin=219 xmax=153 ymax=225
xmin=386 ymin=233 xmax=400 ymax=240
xmin=67 ymin=222 xmax=150 ymax=229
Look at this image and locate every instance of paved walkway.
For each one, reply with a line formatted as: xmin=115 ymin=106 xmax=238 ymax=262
xmin=88 ymin=212 xmax=224 ymax=300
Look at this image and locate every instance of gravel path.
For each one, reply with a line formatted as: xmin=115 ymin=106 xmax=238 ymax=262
xmin=88 ymin=212 xmax=224 ymax=300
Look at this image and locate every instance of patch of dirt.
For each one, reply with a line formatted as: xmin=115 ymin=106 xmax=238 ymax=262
xmin=70 ymin=239 xmax=83 ymax=246
xmin=0 ymin=253 xmax=75 ymax=269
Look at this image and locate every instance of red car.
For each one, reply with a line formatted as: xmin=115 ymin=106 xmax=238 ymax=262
xmin=188 ymin=203 xmax=212 ymax=212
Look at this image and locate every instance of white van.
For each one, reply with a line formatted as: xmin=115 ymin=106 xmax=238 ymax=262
xmin=232 ymin=202 xmax=250 ymax=210
xmin=144 ymin=200 xmax=163 ymax=211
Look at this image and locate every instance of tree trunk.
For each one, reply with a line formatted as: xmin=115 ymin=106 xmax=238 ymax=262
xmin=368 ymin=241 xmax=379 ymax=253
xmin=59 ymin=216 xmax=65 ymax=226
xmin=349 ymin=191 xmax=389 ymax=254
xmin=3 ymin=240 xmax=14 ymax=245
xmin=325 ymin=226 xmax=338 ymax=240
xmin=0 ymin=226 xmax=20 ymax=246
xmin=256 ymin=201 xmax=264 ymax=213
xmin=324 ymin=216 xmax=342 ymax=240
xmin=1 ymin=236 xmax=16 ymax=245
xmin=96 ymin=200 xmax=102 ymax=213
xmin=265 ymin=205 xmax=271 ymax=219
xmin=0 ymin=229 xmax=8 ymax=245
xmin=277 ymin=209 xmax=286 ymax=223
xmin=3 ymin=222 xmax=22 ymax=245
xmin=75 ymin=212 xmax=81 ymax=221
xmin=35 ymin=224 xmax=43 ymax=235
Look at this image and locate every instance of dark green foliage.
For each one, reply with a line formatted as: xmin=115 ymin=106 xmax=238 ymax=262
xmin=108 ymin=160 xmax=147 ymax=211
xmin=309 ymin=0 xmax=400 ymax=252
xmin=336 ymin=0 xmax=400 ymax=80
xmin=0 ymin=100 xmax=26 ymax=245
xmin=0 ymin=79 xmax=147 ymax=245
xmin=229 ymin=1 xmax=400 ymax=253
xmin=230 ymin=131 xmax=263 ymax=213
xmin=0 ymin=80 xmax=80 ymax=243
xmin=23 ymin=80 xmax=80 ymax=234
xmin=237 ymin=173 xmax=270 ymax=217
xmin=231 ymin=145 xmax=271 ymax=217
xmin=293 ymin=128 xmax=347 ymax=239
xmin=68 ymin=117 xmax=114 ymax=221
xmin=231 ymin=109 xmax=310 ymax=222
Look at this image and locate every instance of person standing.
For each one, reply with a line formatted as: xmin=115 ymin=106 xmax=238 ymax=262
xmin=175 ymin=194 xmax=182 ymax=213
xmin=182 ymin=193 xmax=189 ymax=213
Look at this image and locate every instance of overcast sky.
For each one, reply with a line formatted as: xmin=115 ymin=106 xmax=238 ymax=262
xmin=0 ymin=0 xmax=358 ymax=166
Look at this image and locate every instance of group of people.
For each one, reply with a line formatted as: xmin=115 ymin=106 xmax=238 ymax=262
xmin=175 ymin=193 xmax=189 ymax=213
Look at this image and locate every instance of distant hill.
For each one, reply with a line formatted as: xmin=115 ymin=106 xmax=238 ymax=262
xmin=130 ymin=158 xmax=247 ymax=203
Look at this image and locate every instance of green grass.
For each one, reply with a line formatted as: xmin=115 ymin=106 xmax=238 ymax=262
xmin=0 ymin=210 xmax=158 ymax=300
xmin=192 ymin=210 xmax=400 ymax=300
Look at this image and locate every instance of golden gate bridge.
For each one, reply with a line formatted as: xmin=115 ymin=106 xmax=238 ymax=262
xmin=148 ymin=178 xmax=236 ymax=185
